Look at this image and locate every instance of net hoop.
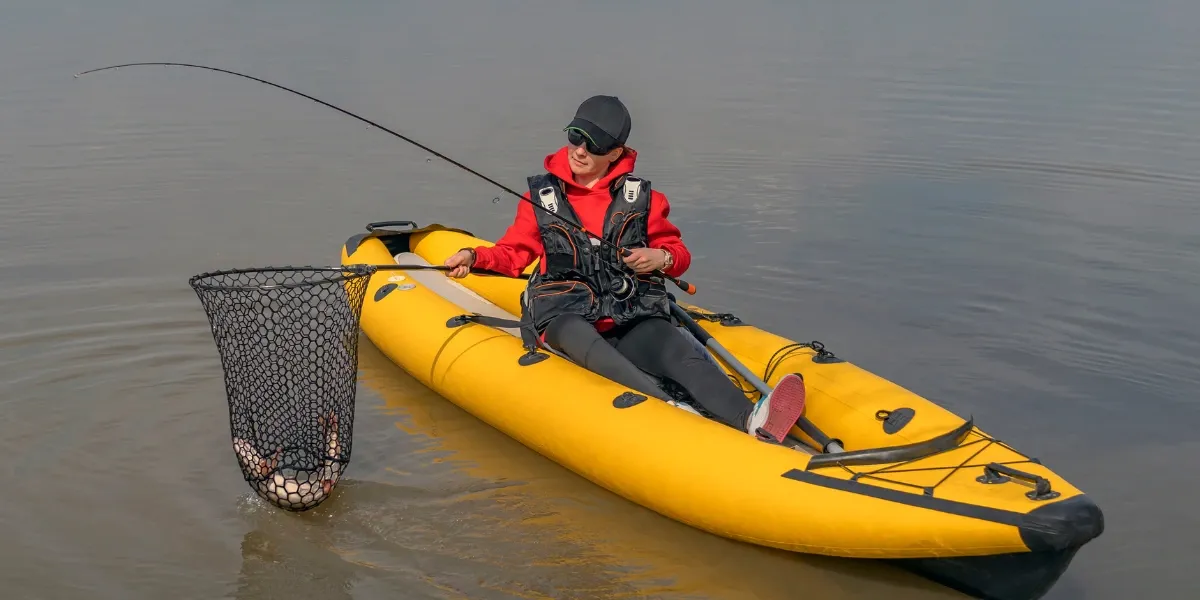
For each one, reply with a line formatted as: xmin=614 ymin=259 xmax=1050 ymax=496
xmin=188 ymin=264 xmax=378 ymax=292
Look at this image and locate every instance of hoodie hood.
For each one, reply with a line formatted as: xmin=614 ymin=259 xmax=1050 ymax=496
xmin=543 ymin=145 xmax=639 ymax=194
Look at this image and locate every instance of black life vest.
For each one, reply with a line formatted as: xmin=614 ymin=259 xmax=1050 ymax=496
xmin=521 ymin=172 xmax=671 ymax=333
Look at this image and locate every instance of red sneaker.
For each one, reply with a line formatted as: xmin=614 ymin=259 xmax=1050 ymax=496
xmin=746 ymin=373 xmax=807 ymax=443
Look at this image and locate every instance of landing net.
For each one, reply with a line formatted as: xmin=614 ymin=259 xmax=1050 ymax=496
xmin=189 ymin=265 xmax=374 ymax=511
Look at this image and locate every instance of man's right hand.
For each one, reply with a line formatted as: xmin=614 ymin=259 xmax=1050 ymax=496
xmin=443 ymin=249 xmax=475 ymax=278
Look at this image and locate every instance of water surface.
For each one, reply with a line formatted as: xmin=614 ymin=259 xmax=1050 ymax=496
xmin=2 ymin=1 xmax=1197 ymax=598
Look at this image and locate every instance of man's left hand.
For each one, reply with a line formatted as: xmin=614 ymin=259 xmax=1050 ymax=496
xmin=622 ymin=248 xmax=670 ymax=274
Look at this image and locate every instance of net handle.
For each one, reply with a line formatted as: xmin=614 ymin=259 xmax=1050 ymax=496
xmin=188 ymin=262 xmax=529 ymax=293
xmin=188 ymin=265 xmax=379 ymax=292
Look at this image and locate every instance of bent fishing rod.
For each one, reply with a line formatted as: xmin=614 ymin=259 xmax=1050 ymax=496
xmin=74 ymin=62 xmax=697 ymax=295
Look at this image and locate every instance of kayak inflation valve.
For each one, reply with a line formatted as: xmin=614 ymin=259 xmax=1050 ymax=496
xmin=189 ymin=265 xmax=374 ymax=512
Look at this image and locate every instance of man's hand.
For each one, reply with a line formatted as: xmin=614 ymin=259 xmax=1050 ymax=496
xmin=443 ymin=249 xmax=475 ymax=278
xmin=622 ymin=247 xmax=670 ymax=274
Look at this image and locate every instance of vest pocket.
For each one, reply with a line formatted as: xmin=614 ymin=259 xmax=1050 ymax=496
xmin=526 ymin=280 xmax=598 ymax=330
xmin=544 ymin=225 xmax=580 ymax=267
xmin=634 ymin=275 xmax=669 ymax=298
xmin=632 ymin=275 xmax=671 ymax=315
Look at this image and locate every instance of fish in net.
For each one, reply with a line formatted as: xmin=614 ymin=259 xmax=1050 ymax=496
xmin=188 ymin=265 xmax=375 ymax=511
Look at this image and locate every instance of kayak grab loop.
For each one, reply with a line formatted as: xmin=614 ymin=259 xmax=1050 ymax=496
xmin=762 ymin=341 xmax=842 ymax=387
xmin=875 ymin=407 xmax=916 ymax=434
xmin=807 ymin=341 xmax=842 ymax=364
xmin=976 ymin=463 xmax=1061 ymax=501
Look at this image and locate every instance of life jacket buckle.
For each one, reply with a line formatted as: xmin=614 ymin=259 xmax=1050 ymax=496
xmin=622 ymin=177 xmax=642 ymax=203
xmin=537 ymin=186 xmax=558 ymax=213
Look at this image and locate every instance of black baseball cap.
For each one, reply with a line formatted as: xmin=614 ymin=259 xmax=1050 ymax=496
xmin=563 ymin=95 xmax=631 ymax=154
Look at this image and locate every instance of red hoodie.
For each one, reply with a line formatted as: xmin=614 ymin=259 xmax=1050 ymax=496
xmin=471 ymin=146 xmax=692 ymax=331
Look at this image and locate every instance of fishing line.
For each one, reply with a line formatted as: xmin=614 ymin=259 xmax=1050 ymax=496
xmin=74 ymin=62 xmax=696 ymax=295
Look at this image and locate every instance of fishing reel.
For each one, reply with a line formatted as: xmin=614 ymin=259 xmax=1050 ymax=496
xmin=602 ymin=258 xmax=636 ymax=302
xmin=610 ymin=273 xmax=637 ymax=302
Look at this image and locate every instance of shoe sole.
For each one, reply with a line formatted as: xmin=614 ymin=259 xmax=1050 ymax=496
xmin=756 ymin=373 xmax=806 ymax=443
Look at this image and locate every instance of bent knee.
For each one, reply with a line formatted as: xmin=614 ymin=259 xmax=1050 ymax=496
xmin=543 ymin=314 xmax=592 ymax=347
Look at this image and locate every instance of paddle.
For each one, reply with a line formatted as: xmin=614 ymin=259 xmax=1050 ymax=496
xmin=669 ymin=302 xmax=845 ymax=454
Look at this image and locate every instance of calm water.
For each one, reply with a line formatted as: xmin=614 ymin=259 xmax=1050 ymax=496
xmin=2 ymin=0 xmax=1198 ymax=598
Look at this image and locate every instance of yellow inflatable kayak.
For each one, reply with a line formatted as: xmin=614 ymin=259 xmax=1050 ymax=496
xmin=340 ymin=221 xmax=1103 ymax=600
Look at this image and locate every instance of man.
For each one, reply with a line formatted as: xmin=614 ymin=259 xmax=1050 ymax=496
xmin=444 ymin=95 xmax=806 ymax=443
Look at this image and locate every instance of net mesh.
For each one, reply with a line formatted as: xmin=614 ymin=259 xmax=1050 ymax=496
xmin=189 ymin=265 xmax=375 ymax=511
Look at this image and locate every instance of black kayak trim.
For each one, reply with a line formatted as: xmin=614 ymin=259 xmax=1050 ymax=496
xmin=780 ymin=469 xmax=1103 ymax=552
xmin=804 ymin=417 xmax=976 ymax=470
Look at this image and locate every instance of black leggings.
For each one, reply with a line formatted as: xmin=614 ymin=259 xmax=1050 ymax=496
xmin=543 ymin=314 xmax=754 ymax=429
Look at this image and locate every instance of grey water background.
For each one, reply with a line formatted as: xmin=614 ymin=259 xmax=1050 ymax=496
xmin=1 ymin=0 xmax=1197 ymax=598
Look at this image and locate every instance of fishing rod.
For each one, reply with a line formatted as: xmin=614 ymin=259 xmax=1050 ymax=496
xmin=73 ymin=62 xmax=697 ymax=295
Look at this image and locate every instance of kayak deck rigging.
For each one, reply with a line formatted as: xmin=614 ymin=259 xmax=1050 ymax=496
xmin=809 ymin=423 xmax=1059 ymax=501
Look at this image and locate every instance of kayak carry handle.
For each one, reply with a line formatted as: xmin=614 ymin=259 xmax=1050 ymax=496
xmin=977 ymin=462 xmax=1061 ymax=501
xmin=366 ymin=220 xmax=418 ymax=232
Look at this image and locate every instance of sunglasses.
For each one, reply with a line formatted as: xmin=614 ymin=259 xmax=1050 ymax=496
xmin=566 ymin=127 xmax=618 ymax=155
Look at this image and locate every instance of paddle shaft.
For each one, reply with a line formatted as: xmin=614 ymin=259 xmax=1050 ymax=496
xmin=74 ymin=62 xmax=695 ymax=296
xmin=669 ymin=303 xmax=844 ymax=454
